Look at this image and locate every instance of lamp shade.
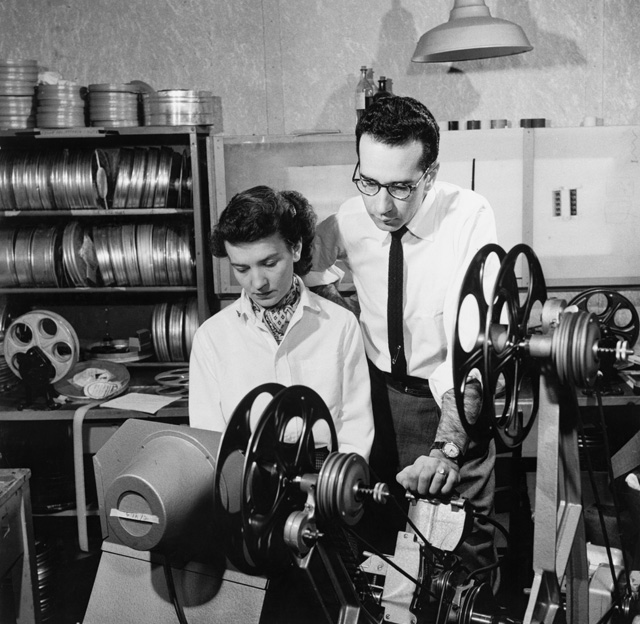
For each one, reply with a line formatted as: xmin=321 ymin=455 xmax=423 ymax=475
xmin=412 ymin=0 xmax=533 ymax=63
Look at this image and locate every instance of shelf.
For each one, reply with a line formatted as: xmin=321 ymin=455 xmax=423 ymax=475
xmin=0 ymin=287 xmax=197 ymax=294
xmin=0 ymin=208 xmax=194 ymax=217
xmin=0 ymin=125 xmax=211 ymax=139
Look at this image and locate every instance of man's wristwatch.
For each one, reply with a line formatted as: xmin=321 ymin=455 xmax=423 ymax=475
xmin=430 ymin=441 xmax=463 ymax=466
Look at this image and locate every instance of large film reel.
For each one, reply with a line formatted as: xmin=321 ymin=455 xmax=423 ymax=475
xmin=3 ymin=310 xmax=80 ymax=383
xmin=568 ymin=288 xmax=638 ymax=383
xmin=454 ymin=244 xmax=547 ymax=447
xmin=214 ymin=383 xmax=285 ymax=574
xmin=215 ymin=385 xmax=339 ymax=575
xmin=452 ymin=244 xmax=506 ymax=442
xmin=453 ymin=243 xmax=636 ymax=449
xmin=483 ymin=244 xmax=547 ymax=448
xmin=241 ymin=385 xmax=338 ymax=574
xmin=567 ymin=288 xmax=638 ymax=348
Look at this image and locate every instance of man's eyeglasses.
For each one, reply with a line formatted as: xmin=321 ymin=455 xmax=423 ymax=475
xmin=352 ymin=162 xmax=432 ymax=201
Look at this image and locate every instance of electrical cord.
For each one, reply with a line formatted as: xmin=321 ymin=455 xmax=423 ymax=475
xmin=570 ymin=386 xmax=628 ymax=609
xmin=344 ymin=525 xmax=440 ymax=601
xmin=366 ymin=463 xmax=446 ymax=564
xmin=593 ymin=381 xmax=633 ymax=591
xmin=461 ymin=511 xmax=509 ymax=584
xmin=163 ymin=557 xmax=190 ymax=624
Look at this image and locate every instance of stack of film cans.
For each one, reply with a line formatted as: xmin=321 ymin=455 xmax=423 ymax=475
xmin=0 ymin=58 xmax=37 ymax=130
xmin=36 ymin=83 xmax=87 ymax=128
xmin=88 ymin=83 xmax=141 ymax=127
xmin=142 ymin=90 xmax=216 ymax=126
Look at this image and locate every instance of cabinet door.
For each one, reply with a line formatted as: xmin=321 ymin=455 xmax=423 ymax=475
xmin=531 ymin=126 xmax=640 ymax=287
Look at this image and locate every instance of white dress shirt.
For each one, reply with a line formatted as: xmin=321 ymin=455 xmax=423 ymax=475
xmin=305 ymin=181 xmax=497 ymax=404
xmin=188 ymin=277 xmax=374 ymax=460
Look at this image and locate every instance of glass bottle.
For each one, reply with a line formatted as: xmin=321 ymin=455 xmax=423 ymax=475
xmin=355 ymin=66 xmax=374 ymax=120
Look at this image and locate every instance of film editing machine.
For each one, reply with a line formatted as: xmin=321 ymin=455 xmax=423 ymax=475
xmin=81 ymin=244 xmax=639 ymax=624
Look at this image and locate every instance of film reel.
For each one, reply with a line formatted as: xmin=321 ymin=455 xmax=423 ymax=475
xmin=154 ymin=367 xmax=189 ymax=397
xmin=240 ymin=385 xmax=338 ymax=574
xmin=568 ymin=288 xmax=639 ymax=350
xmin=3 ymin=310 xmax=80 ymax=383
xmin=453 ymin=244 xmax=548 ymax=448
xmin=483 ymin=244 xmax=547 ymax=448
xmin=215 ymin=385 xmax=338 ymax=575
xmin=452 ymin=243 xmax=506 ymax=441
xmin=213 ymin=383 xmax=286 ymax=574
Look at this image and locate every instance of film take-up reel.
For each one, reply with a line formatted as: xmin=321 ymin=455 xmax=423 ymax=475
xmin=452 ymin=243 xmax=638 ymax=624
xmin=213 ymin=384 xmax=507 ymax=624
xmin=3 ymin=310 xmax=80 ymax=409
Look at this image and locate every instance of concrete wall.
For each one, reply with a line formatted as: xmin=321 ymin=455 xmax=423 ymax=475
xmin=0 ymin=0 xmax=638 ymax=135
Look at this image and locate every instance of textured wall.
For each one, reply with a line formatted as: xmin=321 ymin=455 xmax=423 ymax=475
xmin=0 ymin=0 xmax=638 ymax=135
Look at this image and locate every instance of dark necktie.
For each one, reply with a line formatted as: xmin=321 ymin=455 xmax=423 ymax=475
xmin=387 ymin=226 xmax=408 ymax=379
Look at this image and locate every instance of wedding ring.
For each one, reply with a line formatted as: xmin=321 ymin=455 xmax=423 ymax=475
xmin=437 ymin=467 xmax=446 ymax=475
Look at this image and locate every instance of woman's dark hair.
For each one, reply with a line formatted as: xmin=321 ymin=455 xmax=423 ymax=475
xmin=356 ymin=95 xmax=440 ymax=170
xmin=210 ymin=185 xmax=317 ymax=276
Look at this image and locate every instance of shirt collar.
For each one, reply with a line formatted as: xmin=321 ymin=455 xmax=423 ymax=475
xmin=237 ymin=275 xmax=319 ymax=320
xmin=363 ymin=185 xmax=438 ymax=243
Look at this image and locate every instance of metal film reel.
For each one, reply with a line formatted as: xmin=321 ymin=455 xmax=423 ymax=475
xmin=154 ymin=367 xmax=189 ymax=397
xmin=213 ymin=383 xmax=286 ymax=574
xmin=568 ymin=289 xmax=639 ymax=376
xmin=238 ymin=386 xmax=338 ymax=575
xmin=452 ymin=244 xmax=506 ymax=441
xmin=3 ymin=310 xmax=80 ymax=383
xmin=484 ymin=244 xmax=547 ymax=448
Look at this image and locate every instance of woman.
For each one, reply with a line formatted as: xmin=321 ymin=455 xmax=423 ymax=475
xmin=188 ymin=185 xmax=373 ymax=460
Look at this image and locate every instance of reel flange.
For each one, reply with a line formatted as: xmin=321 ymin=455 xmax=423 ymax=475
xmin=240 ymin=385 xmax=338 ymax=575
xmin=568 ymin=288 xmax=639 ymax=349
xmin=452 ymin=243 xmax=506 ymax=442
xmin=483 ymin=244 xmax=547 ymax=448
xmin=213 ymin=383 xmax=286 ymax=574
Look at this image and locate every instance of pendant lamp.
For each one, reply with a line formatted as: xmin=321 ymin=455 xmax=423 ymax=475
xmin=412 ymin=0 xmax=533 ymax=63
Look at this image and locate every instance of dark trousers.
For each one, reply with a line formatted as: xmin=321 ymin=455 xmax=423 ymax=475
xmin=362 ymin=362 xmax=499 ymax=589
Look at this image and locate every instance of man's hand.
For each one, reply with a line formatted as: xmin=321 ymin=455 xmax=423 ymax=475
xmin=396 ymin=455 xmax=460 ymax=496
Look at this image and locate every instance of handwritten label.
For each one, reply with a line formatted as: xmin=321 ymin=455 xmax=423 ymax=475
xmin=110 ymin=508 xmax=159 ymax=524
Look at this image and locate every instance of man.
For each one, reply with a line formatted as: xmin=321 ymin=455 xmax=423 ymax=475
xmin=305 ymin=96 xmax=498 ymax=578
xmin=189 ymin=185 xmax=374 ymax=461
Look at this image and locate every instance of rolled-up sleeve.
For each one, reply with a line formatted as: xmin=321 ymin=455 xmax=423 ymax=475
xmin=304 ymin=214 xmax=347 ymax=288
xmin=429 ymin=200 xmax=498 ymax=405
xmin=335 ymin=314 xmax=374 ymax=460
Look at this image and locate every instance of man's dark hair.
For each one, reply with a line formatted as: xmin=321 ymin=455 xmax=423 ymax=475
xmin=210 ymin=185 xmax=317 ymax=276
xmin=355 ymin=95 xmax=440 ymax=170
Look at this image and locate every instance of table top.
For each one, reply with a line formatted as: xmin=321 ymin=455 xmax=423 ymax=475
xmin=0 ymin=386 xmax=188 ymax=422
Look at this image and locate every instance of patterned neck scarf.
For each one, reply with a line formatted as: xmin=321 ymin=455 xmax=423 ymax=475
xmin=251 ymin=278 xmax=301 ymax=344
